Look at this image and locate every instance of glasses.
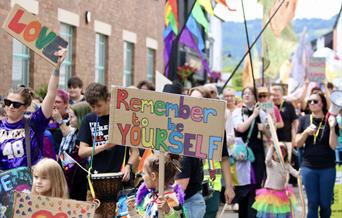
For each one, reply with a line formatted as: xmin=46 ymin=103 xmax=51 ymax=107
xmin=258 ymin=94 xmax=268 ymax=98
xmin=4 ymin=99 xmax=25 ymax=109
xmin=308 ymin=99 xmax=319 ymax=105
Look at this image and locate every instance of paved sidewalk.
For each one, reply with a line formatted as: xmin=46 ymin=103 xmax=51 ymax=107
xmin=216 ymin=186 xmax=306 ymax=218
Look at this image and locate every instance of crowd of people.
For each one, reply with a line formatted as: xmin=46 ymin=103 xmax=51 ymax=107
xmin=0 ymin=49 xmax=341 ymax=218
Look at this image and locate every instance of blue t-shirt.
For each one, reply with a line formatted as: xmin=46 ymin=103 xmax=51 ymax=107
xmin=0 ymin=108 xmax=50 ymax=170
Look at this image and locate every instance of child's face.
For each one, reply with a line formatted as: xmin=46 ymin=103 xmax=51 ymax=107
xmin=69 ymin=109 xmax=78 ymax=128
xmin=142 ymin=166 xmax=157 ymax=189
xmin=33 ymin=173 xmax=52 ymax=196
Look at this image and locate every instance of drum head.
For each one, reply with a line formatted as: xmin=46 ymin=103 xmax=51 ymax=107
xmin=91 ymin=172 xmax=124 ymax=179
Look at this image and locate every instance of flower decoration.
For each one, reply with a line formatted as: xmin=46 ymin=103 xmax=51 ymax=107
xmin=176 ymin=64 xmax=197 ymax=83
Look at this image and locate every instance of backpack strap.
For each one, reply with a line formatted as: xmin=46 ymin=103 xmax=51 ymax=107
xmin=24 ymin=117 xmax=32 ymax=168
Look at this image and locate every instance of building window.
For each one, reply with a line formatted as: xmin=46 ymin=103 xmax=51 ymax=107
xmin=12 ymin=39 xmax=30 ymax=88
xmin=123 ymin=41 xmax=134 ymax=87
xmin=59 ymin=23 xmax=74 ymax=89
xmin=147 ymin=48 xmax=156 ymax=82
xmin=95 ymin=33 xmax=107 ymax=84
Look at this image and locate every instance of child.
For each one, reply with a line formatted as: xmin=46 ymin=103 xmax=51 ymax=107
xmin=31 ymin=158 xmax=68 ymax=198
xmin=126 ymin=153 xmax=185 ymax=218
xmin=252 ymin=144 xmax=298 ymax=218
xmin=59 ymin=101 xmax=91 ymax=200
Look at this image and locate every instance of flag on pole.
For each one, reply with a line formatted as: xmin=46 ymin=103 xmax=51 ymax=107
xmin=269 ymin=0 xmax=298 ymax=37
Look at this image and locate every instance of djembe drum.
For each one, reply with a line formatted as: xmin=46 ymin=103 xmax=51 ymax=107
xmin=91 ymin=172 xmax=124 ymax=217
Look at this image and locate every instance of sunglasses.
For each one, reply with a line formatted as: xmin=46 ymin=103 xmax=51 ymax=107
xmin=308 ymin=99 xmax=319 ymax=105
xmin=4 ymin=99 xmax=25 ymax=109
xmin=258 ymin=94 xmax=268 ymax=98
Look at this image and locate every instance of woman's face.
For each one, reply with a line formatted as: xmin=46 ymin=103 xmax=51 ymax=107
xmin=4 ymin=93 xmax=26 ymax=121
xmin=54 ymin=96 xmax=68 ymax=116
xmin=242 ymin=88 xmax=255 ymax=105
xmin=308 ymin=94 xmax=323 ymax=113
xmin=69 ymin=109 xmax=78 ymax=128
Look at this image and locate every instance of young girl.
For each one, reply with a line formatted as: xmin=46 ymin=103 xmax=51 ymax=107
xmin=31 ymin=158 xmax=68 ymax=198
xmin=58 ymin=101 xmax=91 ymax=200
xmin=252 ymin=144 xmax=298 ymax=217
xmin=126 ymin=153 xmax=185 ymax=218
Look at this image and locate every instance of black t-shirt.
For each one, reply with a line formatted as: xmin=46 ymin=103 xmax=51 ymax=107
xmin=276 ymin=101 xmax=298 ymax=142
xmin=79 ymin=112 xmax=128 ymax=173
xmin=175 ymin=132 xmax=229 ymax=200
xmin=235 ymin=107 xmax=264 ymax=154
xmin=297 ymin=115 xmax=338 ymax=169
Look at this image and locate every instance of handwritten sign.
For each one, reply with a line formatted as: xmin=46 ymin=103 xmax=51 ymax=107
xmin=2 ymin=4 xmax=68 ymax=66
xmin=0 ymin=167 xmax=32 ymax=218
xmin=307 ymin=57 xmax=326 ymax=82
xmin=260 ymin=102 xmax=274 ymax=115
xmin=12 ymin=191 xmax=96 ymax=218
xmin=109 ymin=87 xmax=226 ymax=160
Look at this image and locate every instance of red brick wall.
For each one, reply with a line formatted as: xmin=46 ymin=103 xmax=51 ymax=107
xmin=0 ymin=0 xmax=164 ymax=95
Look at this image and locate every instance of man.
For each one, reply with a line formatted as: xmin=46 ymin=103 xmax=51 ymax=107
xmin=78 ymin=83 xmax=139 ymax=218
xmin=67 ymin=76 xmax=85 ymax=105
xmin=271 ymin=85 xmax=298 ymax=185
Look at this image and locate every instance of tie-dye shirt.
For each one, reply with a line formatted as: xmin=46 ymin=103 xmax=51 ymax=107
xmin=0 ymin=108 xmax=50 ymax=170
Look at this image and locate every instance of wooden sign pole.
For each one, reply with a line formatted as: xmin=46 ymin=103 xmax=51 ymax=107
xmin=158 ymin=152 xmax=165 ymax=218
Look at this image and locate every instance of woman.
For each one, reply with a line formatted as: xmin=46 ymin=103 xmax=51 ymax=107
xmin=0 ymin=48 xmax=66 ymax=170
xmin=296 ymin=92 xmax=338 ymax=218
xmin=58 ymin=101 xmax=91 ymax=200
xmin=232 ymin=86 xmax=267 ymax=218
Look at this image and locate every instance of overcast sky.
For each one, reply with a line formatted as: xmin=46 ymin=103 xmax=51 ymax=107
xmin=217 ymin=0 xmax=342 ymax=22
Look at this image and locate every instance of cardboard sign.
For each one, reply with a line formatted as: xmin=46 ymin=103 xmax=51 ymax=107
xmin=307 ymin=57 xmax=326 ymax=82
xmin=0 ymin=167 xmax=32 ymax=218
xmin=2 ymin=4 xmax=68 ymax=66
xmin=260 ymin=102 xmax=274 ymax=115
xmin=109 ymin=87 xmax=226 ymax=161
xmin=12 ymin=191 xmax=96 ymax=218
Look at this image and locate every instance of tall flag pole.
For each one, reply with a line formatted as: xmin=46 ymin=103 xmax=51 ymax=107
xmin=240 ymin=0 xmax=257 ymax=97
xmin=219 ymin=0 xmax=287 ymax=95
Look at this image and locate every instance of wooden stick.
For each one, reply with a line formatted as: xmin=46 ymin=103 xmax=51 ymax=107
xmin=219 ymin=203 xmax=229 ymax=218
xmin=158 ymin=152 xmax=165 ymax=218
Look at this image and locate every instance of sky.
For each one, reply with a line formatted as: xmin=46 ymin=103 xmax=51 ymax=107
xmin=214 ymin=0 xmax=342 ymax=22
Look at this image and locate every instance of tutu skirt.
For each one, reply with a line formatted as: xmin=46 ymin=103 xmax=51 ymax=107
xmin=252 ymin=186 xmax=296 ymax=218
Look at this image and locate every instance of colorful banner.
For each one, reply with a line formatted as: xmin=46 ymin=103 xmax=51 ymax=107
xmin=0 ymin=167 xmax=32 ymax=218
xmin=332 ymin=165 xmax=342 ymax=218
xmin=2 ymin=4 xmax=68 ymax=67
xmin=109 ymin=87 xmax=226 ymax=161
xmin=12 ymin=191 xmax=96 ymax=218
xmin=307 ymin=57 xmax=326 ymax=82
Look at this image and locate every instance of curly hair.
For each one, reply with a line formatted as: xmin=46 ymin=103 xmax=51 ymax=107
xmin=84 ymin=83 xmax=109 ymax=106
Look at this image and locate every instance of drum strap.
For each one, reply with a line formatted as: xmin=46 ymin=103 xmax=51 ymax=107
xmin=88 ymin=115 xmax=99 ymax=200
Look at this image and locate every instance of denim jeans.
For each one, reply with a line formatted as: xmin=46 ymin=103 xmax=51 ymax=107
xmin=183 ymin=192 xmax=206 ymax=218
xmin=301 ymin=166 xmax=336 ymax=218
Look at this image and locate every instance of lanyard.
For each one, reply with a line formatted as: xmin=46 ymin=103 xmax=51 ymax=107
xmin=310 ymin=115 xmax=323 ymax=144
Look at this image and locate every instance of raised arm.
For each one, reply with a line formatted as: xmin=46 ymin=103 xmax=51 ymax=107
xmin=41 ymin=48 xmax=67 ymax=118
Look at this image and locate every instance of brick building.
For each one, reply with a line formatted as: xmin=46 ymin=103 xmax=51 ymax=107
xmin=0 ymin=0 xmax=164 ymax=95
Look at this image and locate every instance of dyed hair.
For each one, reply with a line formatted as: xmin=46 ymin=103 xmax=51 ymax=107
xmin=8 ymin=87 xmax=34 ymax=107
xmin=31 ymin=158 xmax=68 ymax=198
xmin=144 ymin=153 xmax=181 ymax=186
xmin=189 ymin=86 xmax=211 ymax=98
xmin=56 ymin=89 xmax=69 ymax=104
xmin=84 ymin=83 xmax=109 ymax=106
xmin=67 ymin=76 xmax=83 ymax=89
xmin=70 ymin=101 xmax=92 ymax=129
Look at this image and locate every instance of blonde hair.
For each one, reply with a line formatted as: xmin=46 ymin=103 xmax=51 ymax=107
xmin=31 ymin=158 xmax=69 ymax=198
